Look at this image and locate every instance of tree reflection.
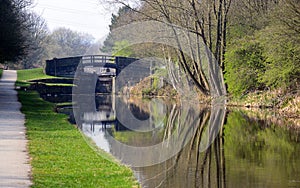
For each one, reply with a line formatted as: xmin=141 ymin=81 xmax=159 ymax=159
xmin=73 ymin=93 xmax=227 ymax=187
xmin=70 ymin=92 xmax=299 ymax=188
xmin=128 ymin=98 xmax=227 ymax=188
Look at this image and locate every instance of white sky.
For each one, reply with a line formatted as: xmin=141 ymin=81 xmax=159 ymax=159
xmin=32 ymin=0 xmax=118 ymax=40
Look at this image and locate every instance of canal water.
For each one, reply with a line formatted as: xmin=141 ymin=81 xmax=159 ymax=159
xmin=58 ymin=95 xmax=299 ymax=188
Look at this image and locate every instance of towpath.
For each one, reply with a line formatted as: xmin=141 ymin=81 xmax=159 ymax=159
xmin=0 ymin=70 xmax=32 ymax=187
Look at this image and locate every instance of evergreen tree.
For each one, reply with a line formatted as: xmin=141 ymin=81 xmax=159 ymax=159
xmin=0 ymin=0 xmax=31 ymax=63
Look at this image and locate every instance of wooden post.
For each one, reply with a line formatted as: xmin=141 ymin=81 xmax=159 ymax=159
xmin=54 ymin=58 xmax=57 ymax=77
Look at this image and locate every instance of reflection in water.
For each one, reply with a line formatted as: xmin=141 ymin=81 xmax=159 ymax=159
xmin=131 ymin=111 xmax=226 ymax=188
xmin=70 ymin=95 xmax=299 ymax=188
xmin=128 ymin=98 xmax=227 ymax=188
xmin=224 ymin=111 xmax=300 ymax=188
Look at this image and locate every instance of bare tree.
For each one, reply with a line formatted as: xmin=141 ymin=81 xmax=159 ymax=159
xmin=101 ymin=0 xmax=230 ymax=96
xmin=48 ymin=28 xmax=95 ymax=58
xmin=21 ymin=13 xmax=49 ymax=68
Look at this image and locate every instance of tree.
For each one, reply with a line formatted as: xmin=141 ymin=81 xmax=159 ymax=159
xmin=225 ymin=0 xmax=299 ymax=94
xmin=0 ymin=0 xmax=52 ymax=68
xmin=257 ymin=0 xmax=300 ymax=89
xmin=112 ymin=40 xmax=133 ymax=57
xmin=103 ymin=0 xmax=299 ymax=96
xmin=48 ymin=28 xmax=95 ymax=58
xmin=101 ymin=6 xmax=137 ymax=53
xmin=21 ymin=13 xmax=50 ymax=68
xmin=0 ymin=0 xmax=32 ymax=63
xmin=101 ymin=0 xmax=231 ymax=96
xmin=279 ymin=0 xmax=300 ymax=34
xmin=228 ymin=0 xmax=279 ymax=33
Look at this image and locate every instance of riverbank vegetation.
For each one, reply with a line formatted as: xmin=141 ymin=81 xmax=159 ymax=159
xmin=102 ymin=0 xmax=299 ymax=114
xmin=17 ymin=69 xmax=138 ymax=187
xmin=130 ymin=76 xmax=178 ymax=98
xmin=228 ymin=90 xmax=300 ymax=118
xmin=223 ymin=0 xmax=299 ymax=112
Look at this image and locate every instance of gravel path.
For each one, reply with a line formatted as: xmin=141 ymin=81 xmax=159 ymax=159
xmin=0 ymin=70 xmax=32 ymax=187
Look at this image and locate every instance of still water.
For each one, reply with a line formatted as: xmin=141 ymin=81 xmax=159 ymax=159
xmin=66 ymin=95 xmax=300 ymax=188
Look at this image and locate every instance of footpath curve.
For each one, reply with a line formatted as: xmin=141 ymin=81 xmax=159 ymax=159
xmin=0 ymin=70 xmax=32 ymax=187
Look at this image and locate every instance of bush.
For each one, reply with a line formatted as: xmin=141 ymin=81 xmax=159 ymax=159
xmin=225 ymin=37 xmax=265 ymax=96
xmin=257 ymin=25 xmax=300 ymax=89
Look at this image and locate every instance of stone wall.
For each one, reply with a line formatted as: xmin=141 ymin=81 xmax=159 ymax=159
xmin=115 ymin=57 xmax=139 ymax=76
xmin=45 ymin=56 xmax=82 ymax=77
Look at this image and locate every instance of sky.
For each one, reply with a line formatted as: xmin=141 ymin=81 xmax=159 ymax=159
xmin=32 ymin=0 xmax=118 ymax=40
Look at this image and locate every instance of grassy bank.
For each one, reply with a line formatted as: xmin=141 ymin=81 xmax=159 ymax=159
xmin=17 ymin=69 xmax=138 ymax=187
xmin=228 ymin=90 xmax=300 ymax=118
xmin=17 ymin=68 xmax=55 ymax=87
xmin=129 ymin=73 xmax=299 ymax=117
xmin=0 ymin=68 xmax=3 ymax=79
xmin=17 ymin=68 xmax=54 ymax=81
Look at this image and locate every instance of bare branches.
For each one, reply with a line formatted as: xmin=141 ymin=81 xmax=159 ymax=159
xmin=101 ymin=0 xmax=230 ymax=96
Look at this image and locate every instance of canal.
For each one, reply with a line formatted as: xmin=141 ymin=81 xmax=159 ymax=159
xmin=57 ymin=94 xmax=299 ymax=188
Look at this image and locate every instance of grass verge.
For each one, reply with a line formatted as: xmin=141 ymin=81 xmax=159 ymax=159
xmin=18 ymin=70 xmax=138 ymax=187
xmin=0 ymin=68 xmax=3 ymax=79
xmin=17 ymin=68 xmax=56 ymax=87
xmin=17 ymin=68 xmax=55 ymax=81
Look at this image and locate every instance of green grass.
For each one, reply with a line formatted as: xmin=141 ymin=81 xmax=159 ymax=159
xmin=0 ymin=68 xmax=3 ymax=79
xmin=17 ymin=68 xmax=56 ymax=87
xmin=44 ymin=83 xmax=75 ymax=87
xmin=55 ymin=102 xmax=74 ymax=107
xmin=17 ymin=68 xmax=55 ymax=81
xmin=17 ymin=69 xmax=139 ymax=187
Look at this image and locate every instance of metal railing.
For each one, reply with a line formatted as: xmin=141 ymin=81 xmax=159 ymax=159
xmin=81 ymin=55 xmax=115 ymax=65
